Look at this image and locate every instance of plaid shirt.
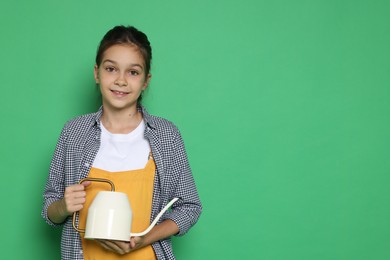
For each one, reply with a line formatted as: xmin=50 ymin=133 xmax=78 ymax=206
xmin=42 ymin=106 xmax=202 ymax=260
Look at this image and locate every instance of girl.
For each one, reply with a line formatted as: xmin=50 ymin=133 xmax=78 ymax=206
xmin=42 ymin=25 xmax=202 ymax=260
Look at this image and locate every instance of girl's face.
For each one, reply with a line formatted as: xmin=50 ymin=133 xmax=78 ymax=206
xmin=94 ymin=44 xmax=151 ymax=112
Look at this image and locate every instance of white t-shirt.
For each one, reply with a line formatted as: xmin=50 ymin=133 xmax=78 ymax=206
xmin=92 ymin=121 xmax=150 ymax=172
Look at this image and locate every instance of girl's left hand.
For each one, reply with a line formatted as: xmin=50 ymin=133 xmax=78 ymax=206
xmin=96 ymin=236 xmax=144 ymax=255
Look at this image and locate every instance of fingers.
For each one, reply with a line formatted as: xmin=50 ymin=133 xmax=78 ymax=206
xmin=129 ymin=237 xmax=136 ymax=249
xmin=63 ymin=183 xmax=89 ymax=215
xmin=82 ymin=181 xmax=91 ymax=187
xmin=96 ymin=240 xmax=131 ymax=255
xmin=95 ymin=237 xmax=142 ymax=255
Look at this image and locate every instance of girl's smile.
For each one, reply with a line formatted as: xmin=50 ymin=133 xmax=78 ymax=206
xmin=111 ymin=90 xmax=130 ymax=97
xmin=94 ymin=44 xmax=151 ymax=111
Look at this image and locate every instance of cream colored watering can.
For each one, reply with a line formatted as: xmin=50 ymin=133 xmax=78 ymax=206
xmin=72 ymin=177 xmax=178 ymax=241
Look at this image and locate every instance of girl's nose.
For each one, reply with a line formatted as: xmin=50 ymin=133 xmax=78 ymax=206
xmin=115 ymin=74 xmax=127 ymax=87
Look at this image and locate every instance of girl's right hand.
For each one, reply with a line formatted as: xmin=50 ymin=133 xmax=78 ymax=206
xmin=47 ymin=181 xmax=91 ymax=224
xmin=62 ymin=181 xmax=91 ymax=216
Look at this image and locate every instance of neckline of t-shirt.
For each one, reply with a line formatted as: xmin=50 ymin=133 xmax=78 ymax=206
xmin=100 ymin=120 xmax=145 ymax=141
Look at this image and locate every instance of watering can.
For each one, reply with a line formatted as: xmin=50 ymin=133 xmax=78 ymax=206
xmin=72 ymin=177 xmax=178 ymax=241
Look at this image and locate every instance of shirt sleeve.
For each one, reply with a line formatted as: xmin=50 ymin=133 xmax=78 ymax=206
xmin=163 ymin=129 xmax=202 ymax=236
xmin=41 ymin=124 xmax=68 ymax=227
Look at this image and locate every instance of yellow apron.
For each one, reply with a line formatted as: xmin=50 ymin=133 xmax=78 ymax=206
xmin=78 ymin=155 xmax=157 ymax=260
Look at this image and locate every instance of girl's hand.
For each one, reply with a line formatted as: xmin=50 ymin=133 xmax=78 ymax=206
xmin=94 ymin=220 xmax=178 ymax=255
xmin=47 ymin=181 xmax=91 ymax=224
xmin=62 ymin=181 xmax=91 ymax=216
xmin=96 ymin=236 xmax=144 ymax=255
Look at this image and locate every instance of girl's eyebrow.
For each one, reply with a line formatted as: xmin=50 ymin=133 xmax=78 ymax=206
xmin=103 ymin=59 xmax=144 ymax=69
xmin=102 ymin=59 xmax=116 ymax=64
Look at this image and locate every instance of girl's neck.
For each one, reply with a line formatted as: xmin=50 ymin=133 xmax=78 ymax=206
xmin=101 ymin=106 xmax=142 ymax=134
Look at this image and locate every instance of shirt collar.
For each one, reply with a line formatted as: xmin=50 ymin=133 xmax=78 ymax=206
xmin=93 ymin=106 xmax=103 ymax=126
xmin=139 ymin=105 xmax=156 ymax=130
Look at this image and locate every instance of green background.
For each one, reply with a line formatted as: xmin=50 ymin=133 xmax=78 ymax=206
xmin=1 ymin=0 xmax=389 ymax=259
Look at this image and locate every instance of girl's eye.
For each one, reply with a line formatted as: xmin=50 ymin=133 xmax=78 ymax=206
xmin=129 ymin=70 xmax=139 ymax=76
xmin=105 ymin=66 xmax=116 ymax=72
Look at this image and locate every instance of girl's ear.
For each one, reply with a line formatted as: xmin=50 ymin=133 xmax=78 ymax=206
xmin=143 ymin=73 xmax=152 ymax=90
xmin=94 ymin=65 xmax=100 ymax=84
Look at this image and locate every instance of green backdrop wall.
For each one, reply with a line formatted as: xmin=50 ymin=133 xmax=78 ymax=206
xmin=1 ymin=0 xmax=389 ymax=259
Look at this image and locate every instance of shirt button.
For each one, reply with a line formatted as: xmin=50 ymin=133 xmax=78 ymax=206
xmin=79 ymin=249 xmax=83 ymax=254
xmin=84 ymin=163 xmax=90 ymax=167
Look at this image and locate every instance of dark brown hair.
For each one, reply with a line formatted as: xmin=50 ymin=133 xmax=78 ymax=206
xmin=96 ymin=25 xmax=152 ymax=76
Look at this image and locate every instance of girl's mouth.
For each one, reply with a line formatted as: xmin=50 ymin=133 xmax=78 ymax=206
xmin=111 ymin=90 xmax=129 ymax=96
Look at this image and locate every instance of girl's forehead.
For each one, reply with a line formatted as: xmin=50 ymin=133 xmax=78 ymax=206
xmin=104 ymin=44 xmax=140 ymax=55
xmin=102 ymin=44 xmax=145 ymax=63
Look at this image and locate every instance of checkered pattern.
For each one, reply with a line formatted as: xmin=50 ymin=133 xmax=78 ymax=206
xmin=41 ymin=106 xmax=202 ymax=260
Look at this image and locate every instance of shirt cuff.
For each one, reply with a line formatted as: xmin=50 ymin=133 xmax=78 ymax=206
xmin=164 ymin=208 xmax=199 ymax=237
xmin=42 ymin=197 xmax=63 ymax=227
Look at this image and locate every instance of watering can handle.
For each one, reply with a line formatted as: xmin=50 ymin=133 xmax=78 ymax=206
xmin=72 ymin=178 xmax=116 ymax=233
xmin=130 ymin=197 xmax=179 ymax=237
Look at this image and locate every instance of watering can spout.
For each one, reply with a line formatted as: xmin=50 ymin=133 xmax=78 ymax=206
xmin=131 ymin=197 xmax=179 ymax=237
